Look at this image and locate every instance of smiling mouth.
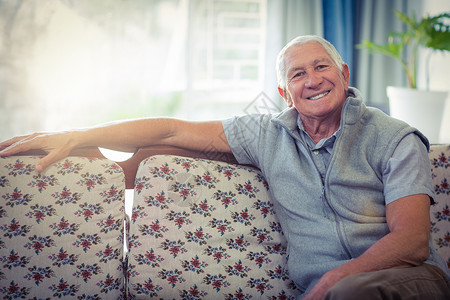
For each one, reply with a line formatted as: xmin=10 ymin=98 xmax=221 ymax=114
xmin=308 ymin=91 xmax=330 ymax=100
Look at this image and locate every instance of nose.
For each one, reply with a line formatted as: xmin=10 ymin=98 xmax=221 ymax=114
xmin=304 ymin=70 xmax=322 ymax=88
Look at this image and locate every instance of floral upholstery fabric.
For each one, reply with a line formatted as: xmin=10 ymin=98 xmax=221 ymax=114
xmin=0 ymin=156 xmax=125 ymax=299
xmin=127 ymin=155 xmax=298 ymax=299
xmin=429 ymin=144 xmax=450 ymax=268
xmin=1 ymin=144 xmax=449 ymax=299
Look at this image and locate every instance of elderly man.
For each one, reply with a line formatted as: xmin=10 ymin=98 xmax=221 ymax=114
xmin=1 ymin=35 xmax=449 ymax=299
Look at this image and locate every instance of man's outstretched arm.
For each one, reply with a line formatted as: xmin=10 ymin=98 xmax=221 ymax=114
xmin=0 ymin=118 xmax=231 ymax=172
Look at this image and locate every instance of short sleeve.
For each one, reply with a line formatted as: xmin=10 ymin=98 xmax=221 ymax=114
xmin=383 ymin=133 xmax=434 ymax=205
xmin=222 ymin=115 xmax=267 ymax=167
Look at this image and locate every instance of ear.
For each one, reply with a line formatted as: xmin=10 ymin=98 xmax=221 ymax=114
xmin=278 ymin=86 xmax=293 ymax=107
xmin=342 ymin=64 xmax=350 ymax=88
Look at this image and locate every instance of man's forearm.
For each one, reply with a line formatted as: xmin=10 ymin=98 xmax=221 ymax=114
xmin=304 ymin=194 xmax=431 ymax=299
xmin=334 ymin=228 xmax=428 ymax=278
xmin=75 ymin=117 xmax=231 ymax=154
xmin=330 ymin=195 xmax=430 ymax=278
xmin=74 ymin=118 xmax=177 ymax=153
xmin=304 ymin=228 xmax=429 ymax=300
xmin=0 ymin=117 xmax=230 ymax=172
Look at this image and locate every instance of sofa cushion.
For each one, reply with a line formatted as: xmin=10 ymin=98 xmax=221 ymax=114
xmin=0 ymin=156 xmax=125 ymax=299
xmin=127 ymin=155 xmax=298 ymax=299
xmin=429 ymin=144 xmax=450 ymax=268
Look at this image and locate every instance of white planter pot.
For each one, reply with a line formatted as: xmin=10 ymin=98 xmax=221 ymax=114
xmin=387 ymin=86 xmax=448 ymax=144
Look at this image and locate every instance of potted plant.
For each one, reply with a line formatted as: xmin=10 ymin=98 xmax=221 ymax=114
xmin=358 ymin=10 xmax=450 ymax=143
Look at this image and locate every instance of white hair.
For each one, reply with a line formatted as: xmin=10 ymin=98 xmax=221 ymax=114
xmin=276 ymin=35 xmax=345 ymax=90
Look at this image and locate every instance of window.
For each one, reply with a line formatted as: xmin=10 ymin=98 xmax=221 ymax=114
xmin=0 ymin=0 xmax=268 ymax=141
xmin=181 ymin=0 xmax=269 ymax=120
xmin=188 ymin=0 xmax=266 ymax=89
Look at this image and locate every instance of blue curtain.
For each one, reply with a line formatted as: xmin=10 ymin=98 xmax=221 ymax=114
xmin=321 ymin=0 xmax=423 ymax=111
xmin=265 ymin=0 xmax=423 ymax=110
xmin=322 ymin=0 xmax=355 ymax=85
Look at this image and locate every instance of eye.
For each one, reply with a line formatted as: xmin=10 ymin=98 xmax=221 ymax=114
xmin=316 ymin=64 xmax=329 ymax=71
xmin=292 ymin=71 xmax=305 ymax=78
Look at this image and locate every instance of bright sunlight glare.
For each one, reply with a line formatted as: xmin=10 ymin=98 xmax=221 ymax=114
xmin=99 ymin=148 xmax=134 ymax=162
xmin=27 ymin=1 xmax=187 ymax=131
xmin=28 ymin=3 xmax=112 ymax=129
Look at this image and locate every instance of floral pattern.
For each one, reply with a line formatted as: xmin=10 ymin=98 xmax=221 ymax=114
xmin=126 ymin=148 xmax=450 ymax=299
xmin=127 ymin=155 xmax=298 ymax=298
xmin=429 ymin=145 xmax=450 ymax=268
xmin=0 ymin=156 xmax=125 ymax=299
xmin=1 ymin=144 xmax=449 ymax=299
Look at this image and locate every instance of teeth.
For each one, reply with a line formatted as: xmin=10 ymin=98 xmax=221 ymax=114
xmin=309 ymin=91 xmax=329 ymax=100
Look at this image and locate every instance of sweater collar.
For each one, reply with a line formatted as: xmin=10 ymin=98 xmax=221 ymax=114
xmin=341 ymin=87 xmax=363 ymax=125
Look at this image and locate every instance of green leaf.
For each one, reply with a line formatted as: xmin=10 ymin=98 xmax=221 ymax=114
xmin=394 ymin=10 xmax=417 ymax=29
xmin=357 ymin=9 xmax=450 ymax=90
xmin=357 ymin=41 xmax=402 ymax=60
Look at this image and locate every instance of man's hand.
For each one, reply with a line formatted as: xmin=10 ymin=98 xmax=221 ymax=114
xmin=0 ymin=131 xmax=78 ymax=173
xmin=302 ymin=269 xmax=347 ymax=300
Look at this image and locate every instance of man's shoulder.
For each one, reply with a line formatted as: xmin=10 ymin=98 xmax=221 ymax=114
xmin=353 ymin=105 xmax=428 ymax=153
xmin=360 ymin=105 xmax=413 ymax=134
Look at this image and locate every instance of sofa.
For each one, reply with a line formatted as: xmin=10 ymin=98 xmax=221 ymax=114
xmin=0 ymin=144 xmax=449 ymax=299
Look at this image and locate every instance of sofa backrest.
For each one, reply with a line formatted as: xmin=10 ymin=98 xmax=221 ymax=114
xmin=123 ymin=144 xmax=450 ymax=271
xmin=126 ymin=155 xmax=298 ymax=298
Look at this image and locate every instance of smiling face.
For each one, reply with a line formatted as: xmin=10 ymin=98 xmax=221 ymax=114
xmin=278 ymin=42 xmax=350 ymax=129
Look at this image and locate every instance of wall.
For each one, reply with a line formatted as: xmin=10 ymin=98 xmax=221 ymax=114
xmin=421 ymin=0 xmax=450 ymax=143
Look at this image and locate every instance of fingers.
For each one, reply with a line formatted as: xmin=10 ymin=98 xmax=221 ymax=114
xmin=0 ymin=133 xmax=71 ymax=174
xmin=0 ymin=135 xmax=29 ymax=147
xmin=0 ymin=134 xmax=36 ymax=156
xmin=36 ymin=148 xmax=71 ymax=173
xmin=0 ymin=135 xmax=25 ymax=150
